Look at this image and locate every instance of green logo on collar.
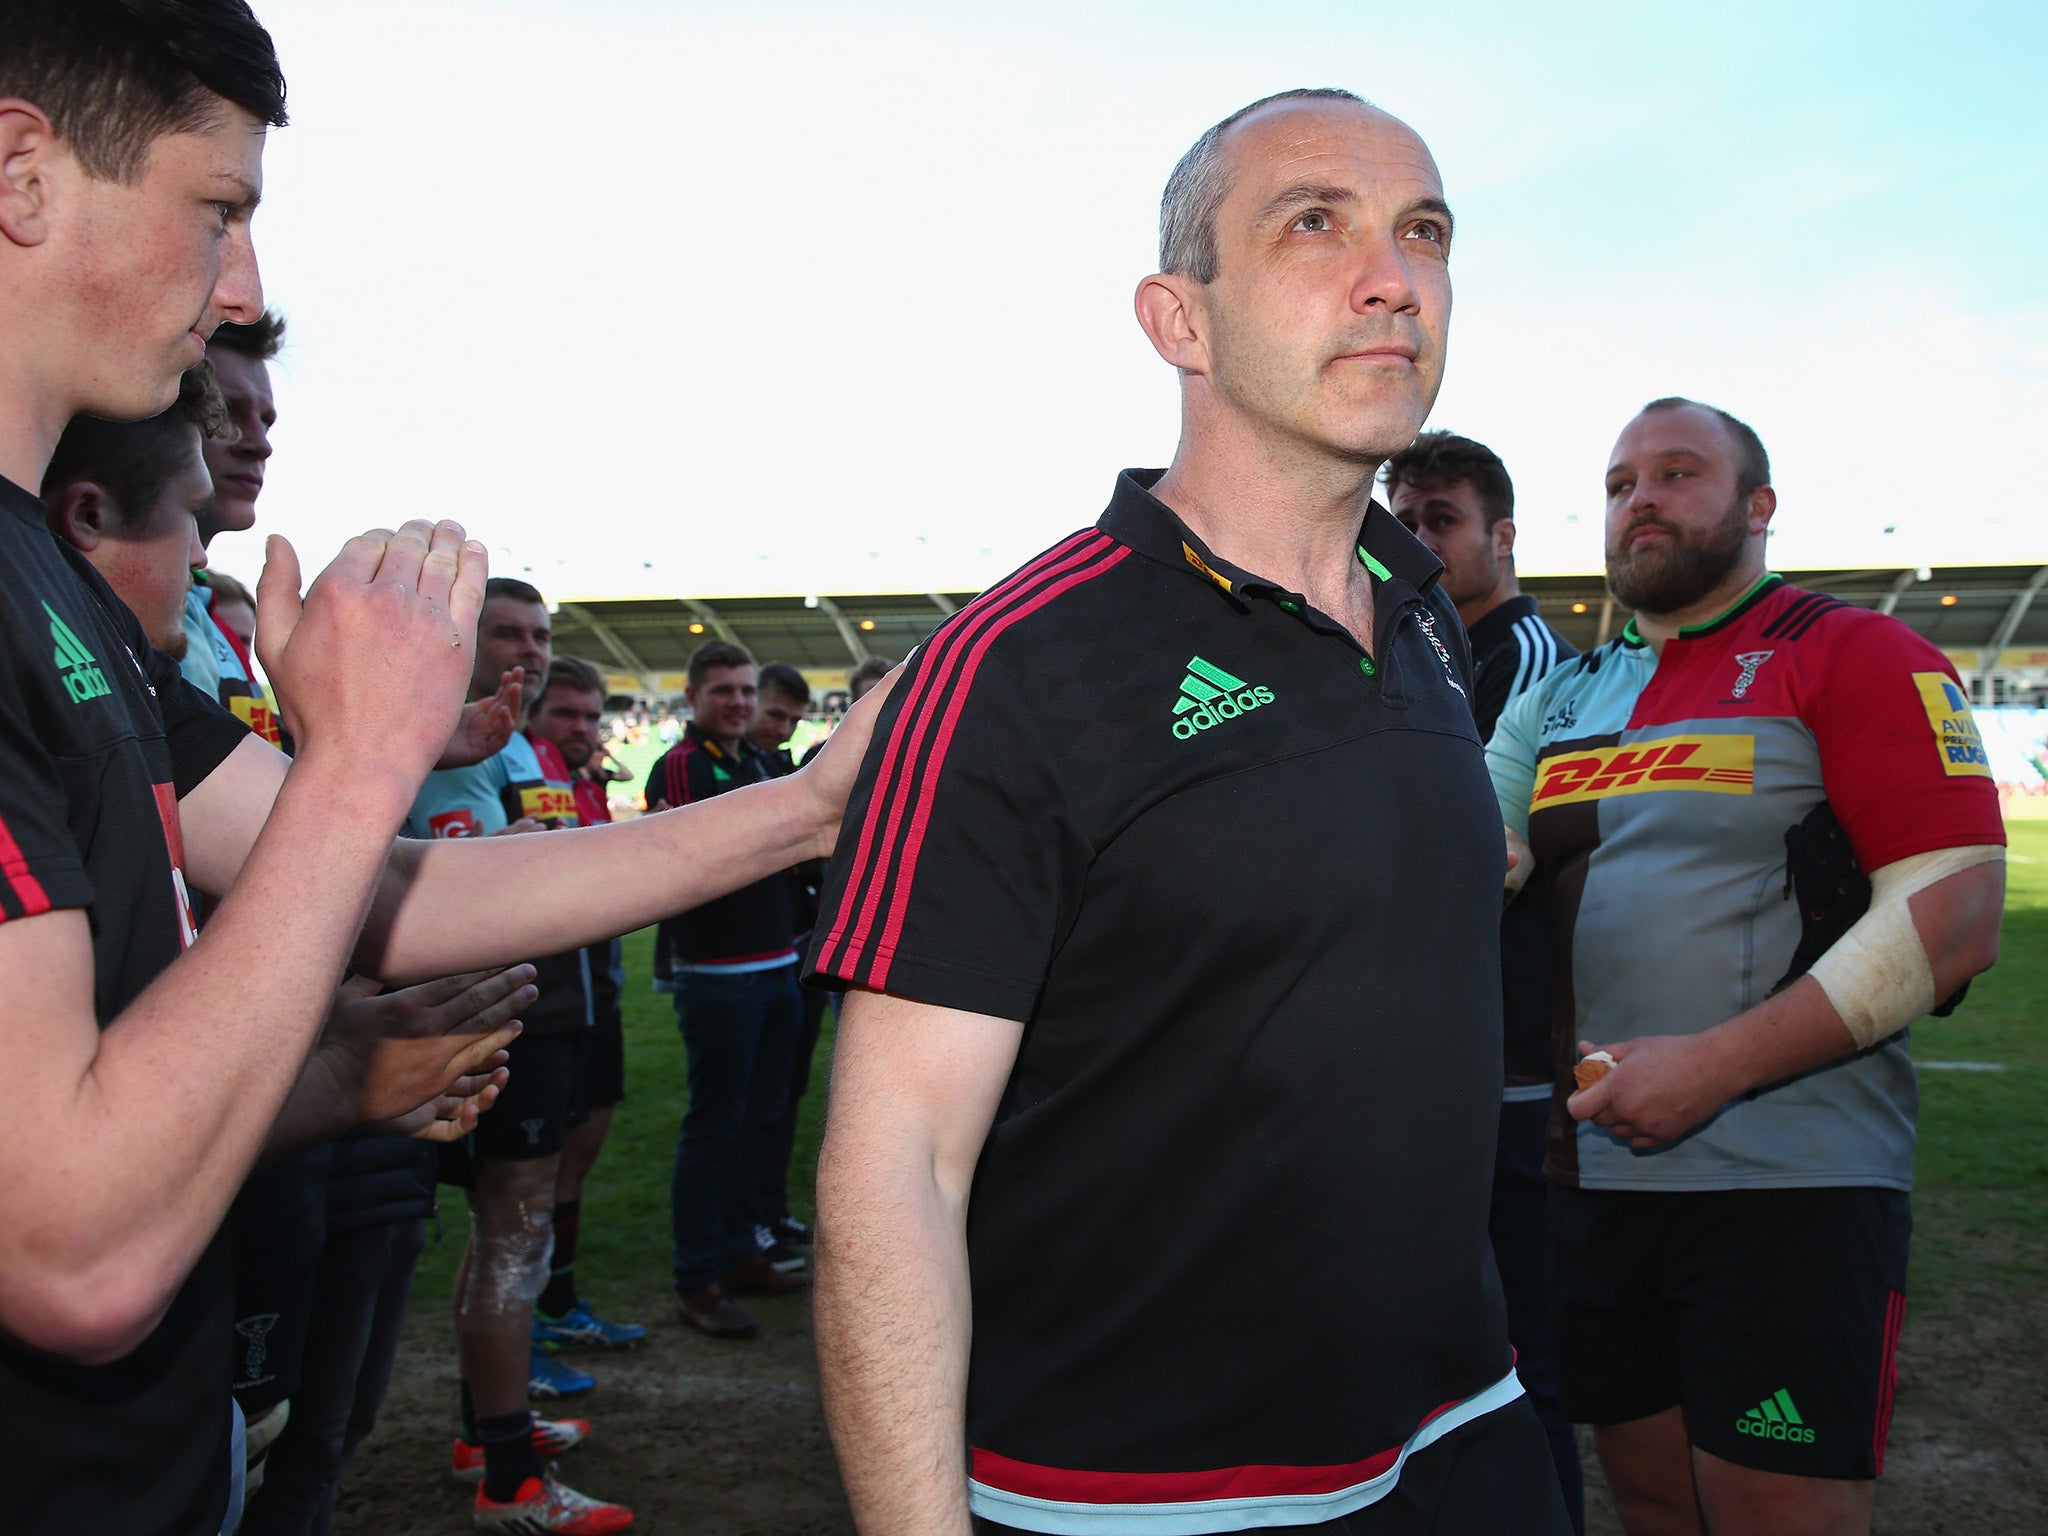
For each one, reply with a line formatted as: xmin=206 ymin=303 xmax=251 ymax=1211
xmin=46 ymin=603 xmax=110 ymax=704
xmin=1171 ymin=656 xmax=1274 ymax=740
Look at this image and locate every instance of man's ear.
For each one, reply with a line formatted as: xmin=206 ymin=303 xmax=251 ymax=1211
xmin=1134 ymin=272 xmax=1211 ymax=376
xmin=45 ymin=480 xmax=113 ymax=553
xmin=1493 ymin=516 xmax=1517 ymax=564
xmin=0 ymin=102 xmax=63 ymax=250
xmin=1747 ymin=485 xmax=1777 ymax=535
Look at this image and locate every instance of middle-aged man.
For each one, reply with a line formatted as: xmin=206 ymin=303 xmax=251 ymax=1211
xmin=808 ymin=89 xmax=1570 ymax=1536
xmin=1489 ymin=397 xmax=2005 ymax=1536
xmin=1387 ymin=430 xmax=1582 ymax=1529
xmin=0 ymin=8 xmax=880 ymax=1533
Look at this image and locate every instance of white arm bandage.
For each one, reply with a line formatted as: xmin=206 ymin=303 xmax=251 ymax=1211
xmin=1805 ymin=844 xmax=2004 ymax=1049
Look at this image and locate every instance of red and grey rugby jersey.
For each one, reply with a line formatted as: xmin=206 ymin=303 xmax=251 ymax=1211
xmin=403 ymin=732 xmax=592 ymax=1034
xmin=809 ymin=470 xmax=1521 ymax=1533
xmin=1487 ymin=575 xmax=2004 ymax=1191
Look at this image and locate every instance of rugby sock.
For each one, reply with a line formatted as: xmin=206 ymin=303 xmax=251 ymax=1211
xmin=479 ymin=1409 xmax=542 ymax=1502
xmin=459 ymin=1379 xmax=480 ymax=1444
xmin=537 ymin=1199 xmax=582 ymax=1317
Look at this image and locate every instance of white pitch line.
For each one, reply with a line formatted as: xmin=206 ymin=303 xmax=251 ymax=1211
xmin=1918 ymin=1061 xmax=2010 ymax=1072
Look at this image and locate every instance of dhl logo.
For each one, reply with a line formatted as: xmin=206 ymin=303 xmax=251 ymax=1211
xmin=519 ymin=785 xmax=579 ymax=824
xmin=229 ymin=692 xmax=283 ymax=746
xmin=1532 ymin=734 xmax=1755 ymax=808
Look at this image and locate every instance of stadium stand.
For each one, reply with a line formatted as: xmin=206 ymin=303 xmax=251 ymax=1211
xmin=551 ymin=564 xmax=2048 ymax=707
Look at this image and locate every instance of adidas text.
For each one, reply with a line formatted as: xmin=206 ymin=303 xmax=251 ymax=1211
xmin=1736 ymin=1419 xmax=1816 ymax=1444
xmin=1172 ymin=687 xmax=1275 ymax=740
xmin=1737 ymin=1389 xmax=1816 ymax=1444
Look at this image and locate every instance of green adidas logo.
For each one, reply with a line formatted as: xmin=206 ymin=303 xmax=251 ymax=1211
xmin=46 ymin=603 xmax=110 ymax=704
xmin=1171 ymin=656 xmax=1274 ymax=741
xmin=1736 ymin=1389 xmax=1816 ymax=1444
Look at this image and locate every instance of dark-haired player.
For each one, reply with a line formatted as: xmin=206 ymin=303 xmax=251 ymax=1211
xmin=527 ymin=655 xmax=648 ymax=1350
xmin=180 ymin=310 xmax=282 ymax=737
xmin=406 ymin=581 xmax=633 ymax=1531
xmin=1387 ymin=430 xmax=1581 ymax=1528
xmin=1491 ymin=397 xmax=2004 ymax=1536
xmin=40 ymin=365 xmax=221 ymax=658
xmin=0 ymin=10 xmax=883 ymax=1533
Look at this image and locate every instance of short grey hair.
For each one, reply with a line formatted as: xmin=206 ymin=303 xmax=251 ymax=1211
xmin=1159 ymin=87 xmax=1368 ymax=283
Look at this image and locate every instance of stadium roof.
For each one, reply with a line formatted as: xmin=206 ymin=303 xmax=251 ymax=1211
xmin=554 ymin=563 xmax=2048 ymax=697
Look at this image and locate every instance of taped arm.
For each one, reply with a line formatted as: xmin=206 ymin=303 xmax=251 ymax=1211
xmin=1808 ymin=846 xmax=2004 ymax=1047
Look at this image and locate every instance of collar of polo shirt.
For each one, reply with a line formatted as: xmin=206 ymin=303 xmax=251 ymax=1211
xmin=1101 ymin=468 xmax=1446 ymax=616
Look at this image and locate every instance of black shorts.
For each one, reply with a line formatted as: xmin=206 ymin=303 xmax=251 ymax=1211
xmin=472 ymin=1030 xmax=585 ymax=1163
xmin=971 ymin=1400 xmax=1570 ymax=1535
xmin=577 ymin=1014 xmax=626 ymax=1113
xmin=1551 ymin=1184 xmax=1910 ymax=1480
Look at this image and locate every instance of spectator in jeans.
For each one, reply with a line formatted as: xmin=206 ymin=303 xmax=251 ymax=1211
xmin=648 ymin=641 xmax=808 ymax=1338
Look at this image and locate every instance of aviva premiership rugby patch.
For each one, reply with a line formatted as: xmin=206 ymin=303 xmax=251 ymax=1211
xmin=1913 ymin=673 xmax=1990 ymax=777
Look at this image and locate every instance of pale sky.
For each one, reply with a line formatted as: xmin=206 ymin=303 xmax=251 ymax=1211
xmin=204 ymin=0 xmax=2048 ymax=602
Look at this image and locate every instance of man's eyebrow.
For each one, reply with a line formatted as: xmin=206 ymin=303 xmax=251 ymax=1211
xmin=1255 ymin=181 xmax=1358 ymax=224
xmin=211 ymin=172 xmax=262 ymax=211
xmin=1402 ymin=196 xmax=1455 ymax=235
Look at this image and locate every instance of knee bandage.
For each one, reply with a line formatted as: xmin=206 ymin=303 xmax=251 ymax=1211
xmin=459 ymin=1201 xmax=556 ymax=1319
xmin=1806 ymin=844 xmax=2002 ymax=1049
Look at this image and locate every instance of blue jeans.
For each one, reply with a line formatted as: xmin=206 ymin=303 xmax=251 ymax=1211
xmin=671 ymin=966 xmax=803 ymax=1293
xmin=757 ymin=979 xmax=830 ymax=1226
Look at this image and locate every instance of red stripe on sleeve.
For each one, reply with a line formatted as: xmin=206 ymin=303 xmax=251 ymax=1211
xmin=0 ymin=812 xmax=52 ymax=919
xmin=868 ymin=546 xmax=1129 ymax=988
xmin=815 ymin=532 xmax=1102 ymax=978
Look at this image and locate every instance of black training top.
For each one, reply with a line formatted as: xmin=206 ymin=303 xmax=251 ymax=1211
xmin=1465 ymin=595 xmax=1577 ymax=1087
xmin=0 ymin=475 xmax=249 ymax=1536
xmin=808 ymin=470 xmax=1520 ymax=1533
xmin=1465 ymin=594 xmax=1577 ymax=744
xmin=647 ymin=725 xmax=798 ymax=970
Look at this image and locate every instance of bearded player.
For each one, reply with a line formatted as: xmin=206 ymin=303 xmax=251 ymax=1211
xmin=1489 ymin=397 xmax=2003 ymax=1536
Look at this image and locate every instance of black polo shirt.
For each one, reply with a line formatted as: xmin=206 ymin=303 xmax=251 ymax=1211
xmin=647 ymin=725 xmax=797 ymax=970
xmin=0 ymin=475 xmax=250 ymax=1536
xmin=809 ymin=469 xmax=1519 ymax=1533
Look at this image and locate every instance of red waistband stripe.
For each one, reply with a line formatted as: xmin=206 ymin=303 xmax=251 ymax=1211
xmin=965 ymin=1369 xmax=1525 ymax=1533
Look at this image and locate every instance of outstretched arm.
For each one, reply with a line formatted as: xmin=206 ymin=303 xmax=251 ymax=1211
xmin=814 ymin=989 xmax=1022 ymax=1536
xmin=180 ymin=673 xmax=895 ymax=985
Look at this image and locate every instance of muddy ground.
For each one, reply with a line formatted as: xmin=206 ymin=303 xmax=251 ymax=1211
xmin=333 ymin=1282 xmax=2044 ymax=1535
